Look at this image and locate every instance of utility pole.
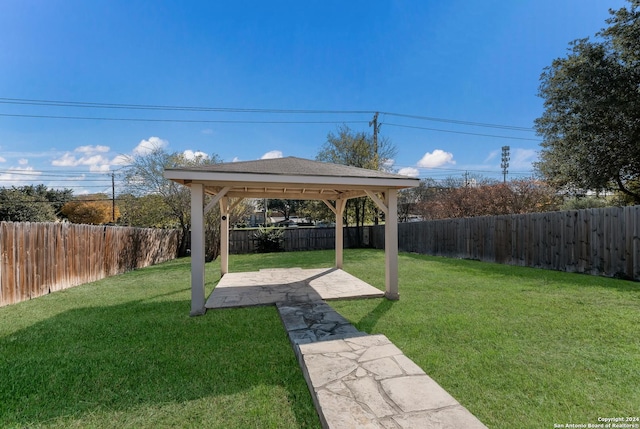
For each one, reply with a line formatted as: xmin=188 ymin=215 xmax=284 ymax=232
xmin=369 ymin=112 xmax=380 ymax=169
xmin=369 ymin=112 xmax=380 ymax=225
xmin=501 ymin=146 xmax=510 ymax=183
xmin=111 ymin=172 xmax=116 ymax=223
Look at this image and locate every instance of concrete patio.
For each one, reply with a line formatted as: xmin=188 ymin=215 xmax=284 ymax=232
xmin=205 ymin=267 xmax=384 ymax=309
xmin=206 ymin=268 xmax=487 ymax=429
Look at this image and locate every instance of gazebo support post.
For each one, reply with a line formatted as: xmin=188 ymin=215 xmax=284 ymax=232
xmin=189 ymin=183 xmax=206 ymax=316
xmin=384 ymin=189 xmax=400 ymax=300
xmin=220 ymin=196 xmax=230 ymax=275
xmin=335 ymin=199 xmax=346 ymax=269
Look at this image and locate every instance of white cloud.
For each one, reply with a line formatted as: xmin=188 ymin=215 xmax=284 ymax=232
xmin=261 ymin=150 xmax=283 ymax=159
xmin=81 ymin=154 xmax=109 ymax=166
xmin=111 ymin=154 xmax=132 ymax=166
xmin=381 ymin=158 xmax=395 ymax=171
xmin=18 ymin=158 xmax=28 ymax=165
xmin=232 ymin=157 xmax=241 ymax=162
xmin=398 ymin=167 xmax=420 ymax=177
xmin=201 ymin=128 xmax=214 ymax=135
xmin=52 ymin=153 xmax=78 ymax=167
xmin=76 ymin=145 xmax=109 ymax=153
xmin=52 ymin=145 xmax=111 ymax=170
xmin=484 ymin=150 xmax=499 ymax=163
xmin=511 ymin=148 xmax=538 ymax=170
xmin=133 ymin=136 xmax=168 ymax=156
xmin=0 ymin=166 xmax=42 ymax=186
xmin=417 ymin=149 xmax=456 ymax=168
xmin=0 ymin=156 xmax=5 ymax=163
xmin=90 ymin=164 xmax=111 ymax=173
xmin=183 ymin=150 xmax=209 ymax=161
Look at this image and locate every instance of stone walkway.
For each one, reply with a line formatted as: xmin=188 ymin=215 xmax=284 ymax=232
xmin=277 ymin=301 xmax=487 ymax=429
xmin=206 ymin=268 xmax=487 ymax=428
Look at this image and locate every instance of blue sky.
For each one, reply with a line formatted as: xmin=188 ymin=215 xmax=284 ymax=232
xmin=0 ymin=0 xmax=629 ymax=194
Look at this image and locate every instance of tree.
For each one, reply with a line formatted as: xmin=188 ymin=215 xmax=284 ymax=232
xmin=316 ymin=125 xmax=397 ymax=246
xmin=398 ymin=178 xmax=442 ymax=221
xmin=0 ymin=187 xmax=58 ymax=222
xmin=296 ymin=200 xmax=335 ymax=225
xmin=121 ymin=147 xmax=219 ymax=257
xmin=534 ymin=1 xmax=640 ymax=203
xmin=256 ymin=199 xmax=302 ymax=221
xmin=61 ymin=194 xmax=118 ymax=224
xmin=120 ymin=147 xmax=252 ymax=261
xmin=403 ymin=177 xmax=559 ymax=220
xmin=118 ymin=193 xmax=177 ymax=228
xmin=18 ymin=185 xmax=74 ymax=217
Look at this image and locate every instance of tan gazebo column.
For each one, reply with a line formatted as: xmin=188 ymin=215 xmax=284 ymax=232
xmin=335 ymin=199 xmax=347 ymax=269
xmin=323 ymin=199 xmax=347 ymax=269
xmin=189 ymin=185 xmax=231 ymax=316
xmin=189 ymin=183 xmax=206 ymax=316
xmin=219 ymin=196 xmax=244 ymax=275
xmin=219 ymin=197 xmax=230 ymax=275
xmin=365 ymin=189 xmax=399 ymax=299
xmin=384 ymin=189 xmax=399 ymax=300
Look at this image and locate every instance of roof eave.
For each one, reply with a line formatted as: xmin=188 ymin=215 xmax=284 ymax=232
xmin=163 ymin=169 xmax=419 ymax=189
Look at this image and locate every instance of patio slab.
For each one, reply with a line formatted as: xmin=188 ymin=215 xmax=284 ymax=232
xmin=205 ymin=267 xmax=384 ymax=309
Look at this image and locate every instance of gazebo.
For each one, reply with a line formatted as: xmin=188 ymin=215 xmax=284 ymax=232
xmin=164 ymin=156 xmax=419 ymax=316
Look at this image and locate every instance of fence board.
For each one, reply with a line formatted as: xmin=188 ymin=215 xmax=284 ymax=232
xmin=227 ymin=205 xmax=640 ymax=282
xmin=386 ymin=206 xmax=640 ymax=281
xmin=76 ymin=205 xmax=639 ymax=286
xmin=0 ymin=222 xmax=180 ymax=307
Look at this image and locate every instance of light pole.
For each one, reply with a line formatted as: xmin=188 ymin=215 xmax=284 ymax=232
xmin=501 ymin=146 xmax=510 ymax=183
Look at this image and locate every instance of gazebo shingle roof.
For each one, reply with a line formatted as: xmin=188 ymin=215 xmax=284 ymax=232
xmin=165 ymin=156 xmax=418 ymax=200
xmin=168 ymin=156 xmax=411 ymax=180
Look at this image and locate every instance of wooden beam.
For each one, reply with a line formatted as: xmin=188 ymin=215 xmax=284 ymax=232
xmin=365 ymin=190 xmax=388 ymax=215
xmin=336 ymin=190 xmax=369 ymax=200
xmin=229 ymin=197 xmax=245 ymax=212
xmin=204 ymin=186 xmax=231 ymax=214
xmin=224 ymin=190 xmax=341 ymax=199
xmin=322 ymin=199 xmax=337 ymax=215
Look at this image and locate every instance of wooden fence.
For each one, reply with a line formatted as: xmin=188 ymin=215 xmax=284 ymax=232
xmin=371 ymin=205 xmax=640 ymax=280
xmin=229 ymin=227 xmax=349 ymax=253
xmin=229 ymin=206 xmax=640 ymax=281
xmin=0 ymin=222 xmax=181 ymax=307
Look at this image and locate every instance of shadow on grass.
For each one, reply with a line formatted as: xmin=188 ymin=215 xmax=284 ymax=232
xmin=0 ymin=297 xmax=318 ymax=427
xmin=352 ymin=298 xmax=396 ymax=333
xmin=400 ymin=252 xmax=640 ymax=294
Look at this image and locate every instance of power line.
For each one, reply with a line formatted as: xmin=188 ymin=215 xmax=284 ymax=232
xmin=380 ymin=112 xmax=534 ymax=132
xmin=0 ymin=174 xmax=121 ymax=182
xmin=0 ymin=113 xmax=369 ymax=125
xmin=0 ymin=113 xmax=539 ymax=142
xmin=383 ymin=123 xmax=542 ymax=142
xmin=0 ymin=97 xmax=374 ymax=114
xmin=0 ymin=168 xmax=125 ymax=175
xmin=0 ymin=197 xmax=128 ymax=205
xmin=0 ymin=96 xmax=535 ymax=132
xmin=0 ymin=183 xmax=122 ymax=189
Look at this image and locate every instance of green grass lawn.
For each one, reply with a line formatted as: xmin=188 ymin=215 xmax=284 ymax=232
xmin=1 ymin=249 xmax=639 ymax=428
xmin=331 ymin=250 xmax=640 ymax=429
xmin=0 ymin=258 xmax=320 ymax=429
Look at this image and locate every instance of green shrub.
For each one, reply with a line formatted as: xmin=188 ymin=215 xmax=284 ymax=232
xmin=253 ymin=227 xmax=284 ymax=253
